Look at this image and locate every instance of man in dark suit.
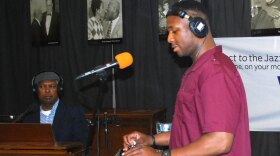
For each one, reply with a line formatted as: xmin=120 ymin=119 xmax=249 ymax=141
xmin=103 ymin=0 xmax=123 ymax=39
xmin=31 ymin=8 xmax=42 ymax=45
xmin=41 ymin=0 xmax=60 ymax=44
xmin=22 ymin=72 xmax=89 ymax=148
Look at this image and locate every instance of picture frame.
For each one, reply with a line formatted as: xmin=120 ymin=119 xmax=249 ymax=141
xmin=251 ymin=0 xmax=280 ymax=36
xmin=158 ymin=0 xmax=178 ymax=39
xmin=30 ymin=0 xmax=61 ymax=46
xmin=87 ymin=0 xmax=123 ymax=44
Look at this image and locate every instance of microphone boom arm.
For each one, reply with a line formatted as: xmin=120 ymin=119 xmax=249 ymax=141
xmin=75 ymin=62 xmax=118 ymax=80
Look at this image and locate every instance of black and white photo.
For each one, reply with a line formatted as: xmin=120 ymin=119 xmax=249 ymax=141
xmin=87 ymin=0 xmax=123 ymax=44
xmin=251 ymin=0 xmax=280 ymax=36
xmin=158 ymin=0 xmax=169 ymax=36
xmin=30 ymin=0 xmax=60 ymax=46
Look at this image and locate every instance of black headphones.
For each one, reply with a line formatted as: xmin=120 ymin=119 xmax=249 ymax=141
xmin=31 ymin=71 xmax=64 ymax=97
xmin=178 ymin=10 xmax=208 ymax=38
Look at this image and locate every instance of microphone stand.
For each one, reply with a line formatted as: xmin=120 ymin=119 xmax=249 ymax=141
xmin=95 ymin=70 xmax=108 ymax=156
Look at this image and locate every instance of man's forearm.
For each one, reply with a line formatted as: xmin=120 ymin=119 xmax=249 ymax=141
xmin=153 ymin=132 xmax=170 ymax=146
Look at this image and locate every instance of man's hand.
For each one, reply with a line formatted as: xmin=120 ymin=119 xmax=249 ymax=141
xmin=123 ymin=131 xmax=153 ymax=152
xmin=121 ymin=145 xmax=161 ymax=156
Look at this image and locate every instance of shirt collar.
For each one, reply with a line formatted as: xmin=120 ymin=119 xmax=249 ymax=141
xmin=191 ymin=45 xmax=222 ymax=71
xmin=40 ymin=99 xmax=59 ymax=113
xmin=111 ymin=16 xmax=120 ymax=30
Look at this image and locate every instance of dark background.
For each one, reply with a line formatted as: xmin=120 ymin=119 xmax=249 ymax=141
xmin=0 ymin=0 xmax=278 ymax=155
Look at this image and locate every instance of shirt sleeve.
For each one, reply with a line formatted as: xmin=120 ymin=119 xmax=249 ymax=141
xmin=200 ymin=71 xmax=241 ymax=134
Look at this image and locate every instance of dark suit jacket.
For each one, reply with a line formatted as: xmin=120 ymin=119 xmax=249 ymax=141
xmin=22 ymin=101 xmax=89 ymax=146
xmin=102 ymin=15 xmax=123 ymax=39
xmin=31 ymin=18 xmax=41 ymax=45
xmin=41 ymin=11 xmax=60 ymax=43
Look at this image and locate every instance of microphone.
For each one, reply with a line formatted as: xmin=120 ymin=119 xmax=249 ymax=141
xmin=75 ymin=52 xmax=133 ymax=80
xmin=14 ymin=104 xmax=38 ymax=123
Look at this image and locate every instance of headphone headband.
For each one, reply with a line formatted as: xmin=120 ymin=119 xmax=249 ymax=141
xmin=178 ymin=9 xmax=208 ymax=38
xmin=166 ymin=0 xmax=209 ymax=38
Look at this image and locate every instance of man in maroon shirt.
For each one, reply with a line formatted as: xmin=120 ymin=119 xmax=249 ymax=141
xmin=122 ymin=1 xmax=251 ymax=156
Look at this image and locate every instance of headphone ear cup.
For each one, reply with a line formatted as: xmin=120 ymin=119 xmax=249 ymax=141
xmin=32 ymin=84 xmax=37 ymax=93
xmin=57 ymin=76 xmax=64 ymax=97
xmin=31 ymin=76 xmax=37 ymax=93
xmin=189 ymin=17 xmax=208 ymax=38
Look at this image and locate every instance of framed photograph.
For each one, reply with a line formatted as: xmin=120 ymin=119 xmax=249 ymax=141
xmin=158 ymin=0 xmax=177 ymax=39
xmin=30 ymin=0 xmax=60 ymax=46
xmin=251 ymin=0 xmax=280 ymax=36
xmin=87 ymin=0 xmax=123 ymax=44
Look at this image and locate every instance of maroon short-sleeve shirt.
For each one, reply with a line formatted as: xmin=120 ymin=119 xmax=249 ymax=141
xmin=169 ymin=46 xmax=251 ymax=156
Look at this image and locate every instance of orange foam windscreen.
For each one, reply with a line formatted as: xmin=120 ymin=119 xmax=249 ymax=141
xmin=115 ymin=52 xmax=133 ymax=69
